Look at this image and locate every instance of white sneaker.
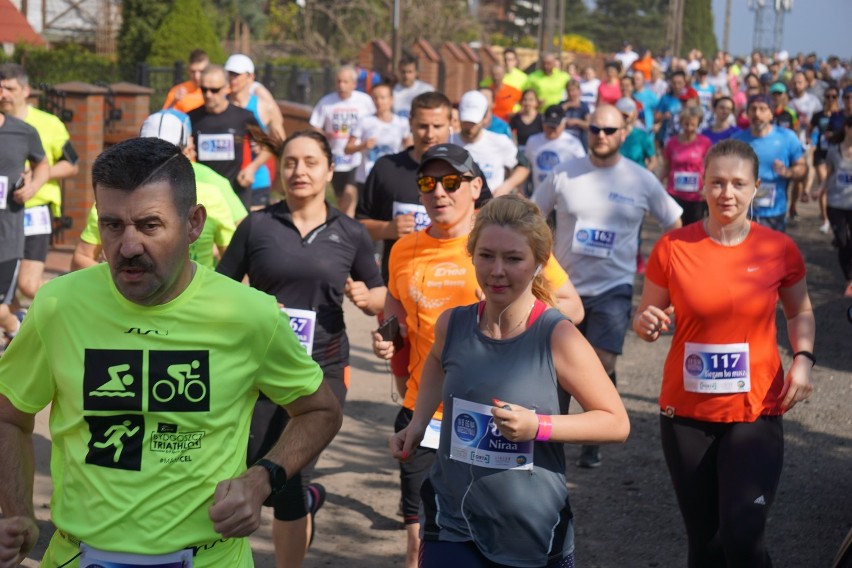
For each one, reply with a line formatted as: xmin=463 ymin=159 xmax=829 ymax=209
xmin=819 ymin=221 xmax=831 ymax=234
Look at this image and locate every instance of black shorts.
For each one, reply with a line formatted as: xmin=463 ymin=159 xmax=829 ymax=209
xmin=0 ymin=259 xmax=21 ymax=305
xmin=23 ymin=234 xmax=51 ymax=262
xmin=394 ymin=406 xmax=436 ymax=524
xmin=812 ymin=148 xmax=827 ymax=166
xmin=250 ymin=187 xmax=271 ymax=208
xmin=331 ymin=170 xmax=356 ymax=198
xmin=247 ymin=363 xmax=348 ymax=521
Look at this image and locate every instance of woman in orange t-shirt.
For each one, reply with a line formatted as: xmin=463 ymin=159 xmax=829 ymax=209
xmin=632 ymin=139 xmax=815 ymax=567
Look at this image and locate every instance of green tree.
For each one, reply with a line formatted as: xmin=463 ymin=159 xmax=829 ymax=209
xmin=681 ymin=0 xmax=717 ymax=57
xmin=117 ymin=0 xmax=171 ymax=75
xmin=588 ymin=0 xmax=670 ymax=54
xmin=147 ymin=0 xmax=226 ymax=66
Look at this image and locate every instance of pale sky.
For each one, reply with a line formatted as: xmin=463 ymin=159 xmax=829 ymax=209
xmin=711 ymin=0 xmax=850 ymax=59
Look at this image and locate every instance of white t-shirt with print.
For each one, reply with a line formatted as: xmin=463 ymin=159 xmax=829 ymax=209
xmin=310 ymin=91 xmax=376 ymax=172
xmin=451 ymin=130 xmax=519 ymax=190
xmin=392 ymin=80 xmax=434 ymax=118
xmin=351 ymin=114 xmax=410 ymax=183
xmin=532 ymin=156 xmax=683 ymax=296
xmin=524 ymin=131 xmax=587 ymax=192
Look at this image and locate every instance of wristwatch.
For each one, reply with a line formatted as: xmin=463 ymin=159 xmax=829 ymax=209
xmin=254 ymin=459 xmax=288 ymax=507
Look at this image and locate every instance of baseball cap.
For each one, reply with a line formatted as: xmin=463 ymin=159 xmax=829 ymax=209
xmin=139 ymin=110 xmax=191 ymax=148
xmin=615 ymin=97 xmax=637 ymax=115
xmin=417 ymin=143 xmax=478 ymax=176
xmin=543 ymin=105 xmax=565 ymax=126
xmin=224 ymin=54 xmax=255 ymax=75
xmin=777 ymin=50 xmax=789 ymax=62
xmin=843 ymin=85 xmax=852 ymax=97
xmin=678 ymin=87 xmax=699 ymax=102
xmin=747 ymin=93 xmax=772 ymax=108
xmin=769 ymin=82 xmax=788 ymax=95
xmin=458 ymin=90 xmax=489 ymax=123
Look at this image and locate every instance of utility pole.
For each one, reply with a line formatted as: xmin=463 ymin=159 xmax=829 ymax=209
xmin=392 ymin=0 xmax=401 ymax=73
xmin=723 ymin=0 xmax=732 ymax=53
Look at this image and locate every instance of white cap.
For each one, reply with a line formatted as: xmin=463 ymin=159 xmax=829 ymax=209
xmin=615 ymin=97 xmax=637 ymax=115
xmin=777 ymin=50 xmax=789 ymax=62
xmin=140 ymin=110 xmax=191 ymax=148
xmin=225 ymin=54 xmax=255 ymax=74
xmin=458 ymin=90 xmax=489 ymax=123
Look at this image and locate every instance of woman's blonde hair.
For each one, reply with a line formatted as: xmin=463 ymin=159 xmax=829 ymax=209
xmin=467 ymin=194 xmax=557 ymax=306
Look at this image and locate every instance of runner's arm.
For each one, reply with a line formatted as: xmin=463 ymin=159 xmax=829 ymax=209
xmin=493 ymin=164 xmax=530 ymax=197
xmin=778 ymin=278 xmax=815 ymax=410
xmin=554 ymin=278 xmax=584 ymax=324
xmin=0 ymin=396 xmax=38 ymax=532
xmin=210 ymin=382 xmax=342 ymax=538
xmin=71 ymin=241 xmax=102 ymax=271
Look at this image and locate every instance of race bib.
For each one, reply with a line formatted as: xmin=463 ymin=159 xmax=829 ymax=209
xmin=755 ymin=182 xmax=776 ymax=209
xmin=449 ymin=398 xmax=533 ymax=470
xmin=197 ymin=133 xmax=235 ymax=162
xmin=419 ymin=418 xmax=441 ymax=450
xmin=836 ymin=170 xmax=852 ymax=187
xmin=282 ymin=308 xmax=317 ymax=356
xmin=683 ymin=342 xmax=750 ymax=394
xmin=392 ymin=201 xmax=431 ymax=231
xmin=24 ymin=205 xmax=52 ymax=236
xmin=0 ymin=176 xmax=8 ymax=210
xmin=80 ymin=543 xmax=192 ymax=567
xmin=673 ymin=171 xmax=700 ymax=192
xmin=571 ymin=221 xmax=617 ymax=258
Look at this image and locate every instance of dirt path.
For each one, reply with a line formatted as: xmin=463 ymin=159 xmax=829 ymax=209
xmin=25 ymin=198 xmax=851 ymax=567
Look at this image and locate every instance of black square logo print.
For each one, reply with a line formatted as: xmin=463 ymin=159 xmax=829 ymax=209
xmin=148 ymin=351 xmax=210 ymax=413
xmin=83 ymin=349 xmax=143 ymax=411
xmin=85 ymin=414 xmax=144 ymax=471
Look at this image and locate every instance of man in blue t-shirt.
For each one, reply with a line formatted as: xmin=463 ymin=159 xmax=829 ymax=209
xmin=734 ymin=94 xmax=805 ymax=232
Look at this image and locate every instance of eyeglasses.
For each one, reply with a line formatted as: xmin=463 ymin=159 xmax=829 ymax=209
xmin=844 ymin=95 xmax=852 ymax=100
xmin=589 ymin=125 xmax=621 ymax=136
xmin=417 ymin=174 xmax=473 ymax=193
xmin=201 ymin=86 xmax=225 ymax=94
xmin=825 ymin=94 xmax=838 ymax=99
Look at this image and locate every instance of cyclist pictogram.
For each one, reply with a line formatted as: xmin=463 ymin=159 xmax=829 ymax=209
xmin=152 ymin=360 xmax=207 ymax=403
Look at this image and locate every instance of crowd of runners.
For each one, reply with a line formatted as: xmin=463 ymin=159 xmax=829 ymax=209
xmin=0 ymin=40 xmax=849 ymax=568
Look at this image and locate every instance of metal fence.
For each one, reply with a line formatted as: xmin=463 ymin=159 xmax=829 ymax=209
xmin=135 ymin=62 xmax=336 ymax=111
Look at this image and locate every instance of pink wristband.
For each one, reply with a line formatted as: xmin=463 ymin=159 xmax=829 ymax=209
xmin=535 ymin=414 xmax=553 ymax=442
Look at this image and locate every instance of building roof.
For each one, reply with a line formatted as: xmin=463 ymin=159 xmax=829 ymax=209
xmin=0 ymin=0 xmax=46 ymax=47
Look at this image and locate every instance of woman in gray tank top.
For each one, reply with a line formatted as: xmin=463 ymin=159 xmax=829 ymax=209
xmin=389 ymin=195 xmax=630 ymax=567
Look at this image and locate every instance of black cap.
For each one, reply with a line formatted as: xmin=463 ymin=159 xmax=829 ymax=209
xmin=418 ymin=143 xmax=478 ymax=176
xmin=543 ymin=105 xmax=565 ymax=126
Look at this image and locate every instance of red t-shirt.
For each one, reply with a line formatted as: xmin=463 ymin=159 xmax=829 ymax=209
xmin=597 ymin=82 xmax=622 ymax=105
xmin=663 ymin=135 xmax=713 ymax=202
xmin=646 ymin=222 xmax=806 ymax=423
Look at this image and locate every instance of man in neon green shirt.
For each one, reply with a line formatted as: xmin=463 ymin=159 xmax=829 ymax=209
xmin=524 ymin=53 xmax=571 ymax=108
xmin=71 ymin=111 xmax=246 ymax=271
xmin=0 ymin=63 xmax=79 ymax=307
xmin=0 ymin=137 xmax=342 ymax=567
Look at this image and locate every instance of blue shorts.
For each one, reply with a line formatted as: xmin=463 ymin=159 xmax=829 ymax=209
xmin=755 ymin=214 xmax=786 ymax=232
xmin=576 ymin=283 xmax=633 ymax=355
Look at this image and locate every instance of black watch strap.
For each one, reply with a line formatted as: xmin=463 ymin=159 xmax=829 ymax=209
xmin=254 ymin=459 xmax=288 ymax=507
xmin=793 ymin=350 xmax=816 ymax=367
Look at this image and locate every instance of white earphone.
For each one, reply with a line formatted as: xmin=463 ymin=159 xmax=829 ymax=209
xmin=533 ymin=264 xmax=543 ymax=277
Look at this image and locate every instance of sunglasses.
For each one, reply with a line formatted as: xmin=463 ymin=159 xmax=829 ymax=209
xmin=589 ymin=125 xmax=621 ymax=136
xmin=824 ymin=94 xmax=838 ymax=99
xmin=201 ymin=86 xmax=225 ymax=94
xmin=417 ymin=174 xmax=473 ymax=193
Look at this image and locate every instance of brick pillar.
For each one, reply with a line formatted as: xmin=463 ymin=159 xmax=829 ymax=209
xmin=53 ymin=82 xmax=108 ymax=243
xmin=106 ymin=82 xmax=154 ymax=145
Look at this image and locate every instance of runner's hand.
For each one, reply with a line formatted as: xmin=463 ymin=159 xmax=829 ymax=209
xmin=236 ymin=168 xmax=256 ymax=188
xmin=372 ymin=331 xmax=395 ymax=360
xmin=0 ymin=516 xmax=38 ymax=568
xmin=345 ymin=277 xmax=370 ymax=310
xmin=779 ymin=356 xmax=814 ymax=411
xmin=491 ymin=399 xmax=538 ymax=442
xmin=634 ymin=305 xmax=675 ymax=342
xmin=389 ymin=214 xmax=416 ymax=239
xmin=209 ymin=473 xmax=266 ymax=538
xmin=389 ymin=424 xmax=424 ymax=461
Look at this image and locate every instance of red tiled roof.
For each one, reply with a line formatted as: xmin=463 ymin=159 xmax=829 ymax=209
xmin=0 ymin=0 xmax=45 ymax=46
